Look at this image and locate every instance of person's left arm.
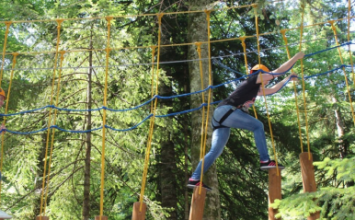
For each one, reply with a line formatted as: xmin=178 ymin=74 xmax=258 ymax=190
xmin=257 ymin=73 xmax=298 ymax=96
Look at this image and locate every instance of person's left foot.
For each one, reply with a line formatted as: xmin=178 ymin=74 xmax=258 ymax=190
xmin=187 ymin=180 xmax=212 ymax=191
xmin=260 ymin=160 xmax=285 ymax=170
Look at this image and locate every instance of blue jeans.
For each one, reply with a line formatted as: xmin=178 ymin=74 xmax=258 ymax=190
xmin=191 ymin=105 xmax=270 ymax=180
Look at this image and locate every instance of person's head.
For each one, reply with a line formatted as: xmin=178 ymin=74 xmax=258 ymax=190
xmin=0 ymin=88 xmax=5 ymax=108
xmin=250 ymin=64 xmax=270 ymax=74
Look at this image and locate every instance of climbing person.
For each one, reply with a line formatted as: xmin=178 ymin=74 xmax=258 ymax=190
xmin=187 ymin=52 xmax=305 ymax=191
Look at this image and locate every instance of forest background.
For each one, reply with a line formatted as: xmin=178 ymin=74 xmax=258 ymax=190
xmin=0 ymin=0 xmax=354 ymax=219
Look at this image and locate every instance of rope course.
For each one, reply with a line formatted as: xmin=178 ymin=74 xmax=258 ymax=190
xmin=0 ymin=1 xmax=354 ymax=219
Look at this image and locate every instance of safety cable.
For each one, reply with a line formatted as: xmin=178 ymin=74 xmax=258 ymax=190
xmin=2 ymin=15 xmax=355 ymax=58
xmin=1 ymin=33 xmax=353 ymax=73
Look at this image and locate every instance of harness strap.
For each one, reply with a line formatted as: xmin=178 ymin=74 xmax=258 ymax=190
xmin=213 ymin=106 xmax=238 ymax=130
xmin=219 ymin=106 xmax=237 ymax=124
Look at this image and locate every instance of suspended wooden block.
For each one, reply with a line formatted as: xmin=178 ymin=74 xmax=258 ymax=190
xmin=35 ymin=216 xmax=48 ymax=220
xmin=299 ymin=152 xmax=320 ymax=220
xmin=95 ymin=216 xmax=108 ymax=220
xmin=189 ymin=187 xmax=206 ymax=220
xmin=132 ymin=202 xmax=147 ymax=220
xmin=268 ymin=168 xmax=282 ymax=220
xmin=0 ymin=209 xmax=11 ymax=219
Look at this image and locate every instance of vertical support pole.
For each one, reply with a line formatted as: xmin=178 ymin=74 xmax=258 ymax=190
xmin=95 ymin=216 xmax=108 ymax=220
xmin=189 ymin=187 xmax=206 ymax=220
xmin=132 ymin=202 xmax=147 ymax=220
xmin=300 ymin=152 xmax=320 ymax=220
xmin=268 ymin=168 xmax=282 ymax=220
xmin=36 ymin=216 xmax=49 ymax=220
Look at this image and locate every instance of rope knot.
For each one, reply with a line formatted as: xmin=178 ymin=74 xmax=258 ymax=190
xmin=157 ymin=13 xmax=164 ymax=25
xmin=4 ymin=21 xmax=12 ymax=27
xmin=56 ymin=19 xmax=64 ymax=28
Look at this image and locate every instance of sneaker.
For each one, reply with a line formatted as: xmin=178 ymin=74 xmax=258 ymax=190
xmin=260 ymin=160 xmax=285 ymax=170
xmin=187 ymin=180 xmax=212 ymax=191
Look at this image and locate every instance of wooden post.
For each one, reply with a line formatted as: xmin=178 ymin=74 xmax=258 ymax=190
xmin=132 ymin=202 xmax=147 ymax=220
xmin=95 ymin=216 xmax=108 ymax=220
xmin=300 ymin=152 xmax=320 ymax=220
xmin=189 ymin=187 xmax=207 ymax=220
xmin=36 ymin=216 xmax=49 ymax=220
xmin=268 ymin=168 xmax=282 ymax=220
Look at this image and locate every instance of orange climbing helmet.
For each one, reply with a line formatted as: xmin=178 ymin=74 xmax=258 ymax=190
xmin=250 ymin=64 xmax=270 ymax=74
xmin=0 ymin=88 xmax=5 ymax=98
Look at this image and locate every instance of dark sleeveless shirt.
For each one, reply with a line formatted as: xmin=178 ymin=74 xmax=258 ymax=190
xmin=218 ymin=74 xmax=261 ymax=108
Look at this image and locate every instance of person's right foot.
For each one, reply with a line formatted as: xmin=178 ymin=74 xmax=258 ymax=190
xmin=187 ymin=180 xmax=212 ymax=191
xmin=260 ymin=160 xmax=285 ymax=170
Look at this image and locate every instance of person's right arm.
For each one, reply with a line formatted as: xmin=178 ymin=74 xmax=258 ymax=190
xmin=271 ymin=52 xmax=304 ymax=75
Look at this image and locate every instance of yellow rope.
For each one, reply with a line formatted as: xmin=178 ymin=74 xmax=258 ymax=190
xmin=39 ymin=19 xmax=63 ymax=218
xmin=298 ymin=4 xmax=312 ymax=160
xmin=3 ymin=16 xmax=355 ymax=57
xmin=253 ymin=4 xmax=280 ymax=175
xmin=329 ymin=21 xmax=355 ymax=125
xmin=99 ymin=16 xmax=113 ymax=219
xmin=195 ymin=42 xmax=207 ymax=177
xmin=150 ymin=46 xmax=157 ymax=113
xmin=280 ymin=30 xmax=304 ymax=153
xmin=347 ymin=0 xmax=355 ymax=85
xmin=240 ymin=37 xmax=259 ymax=119
xmin=0 ymin=22 xmax=12 ymax=87
xmin=199 ymin=10 xmax=213 ymax=194
xmin=0 ymin=52 xmax=18 ymax=203
xmin=139 ymin=13 xmax=164 ymax=210
xmin=43 ymin=51 xmax=66 ymax=212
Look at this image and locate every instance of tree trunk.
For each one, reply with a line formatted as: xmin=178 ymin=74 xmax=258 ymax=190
xmin=187 ymin=1 xmax=220 ymax=219
xmin=331 ymin=96 xmax=346 ymax=159
xmin=158 ymin=14 xmax=178 ymax=218
xmin=159 ymin=78 xmax=178 ymax=219
xmin=82 ymin=25 xmax=93 ymax=220
xmin=32 ymin=132 xmax=48 ymax=218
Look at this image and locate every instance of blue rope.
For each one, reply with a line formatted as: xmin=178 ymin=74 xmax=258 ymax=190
xmin=1 ymin=41 xmax=352 ymax=118
xmin=2 ymin=61 xmax=350 ymax=135
xmin=1 ymin=42 xmax=354 ymax=134
xmin=54 ymin=106 xmax=103 ymax=112
xmin=304 ymin=42 xmax=353 ymax=58
xmin=105 ymin=114 xmax=153 ymax=132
